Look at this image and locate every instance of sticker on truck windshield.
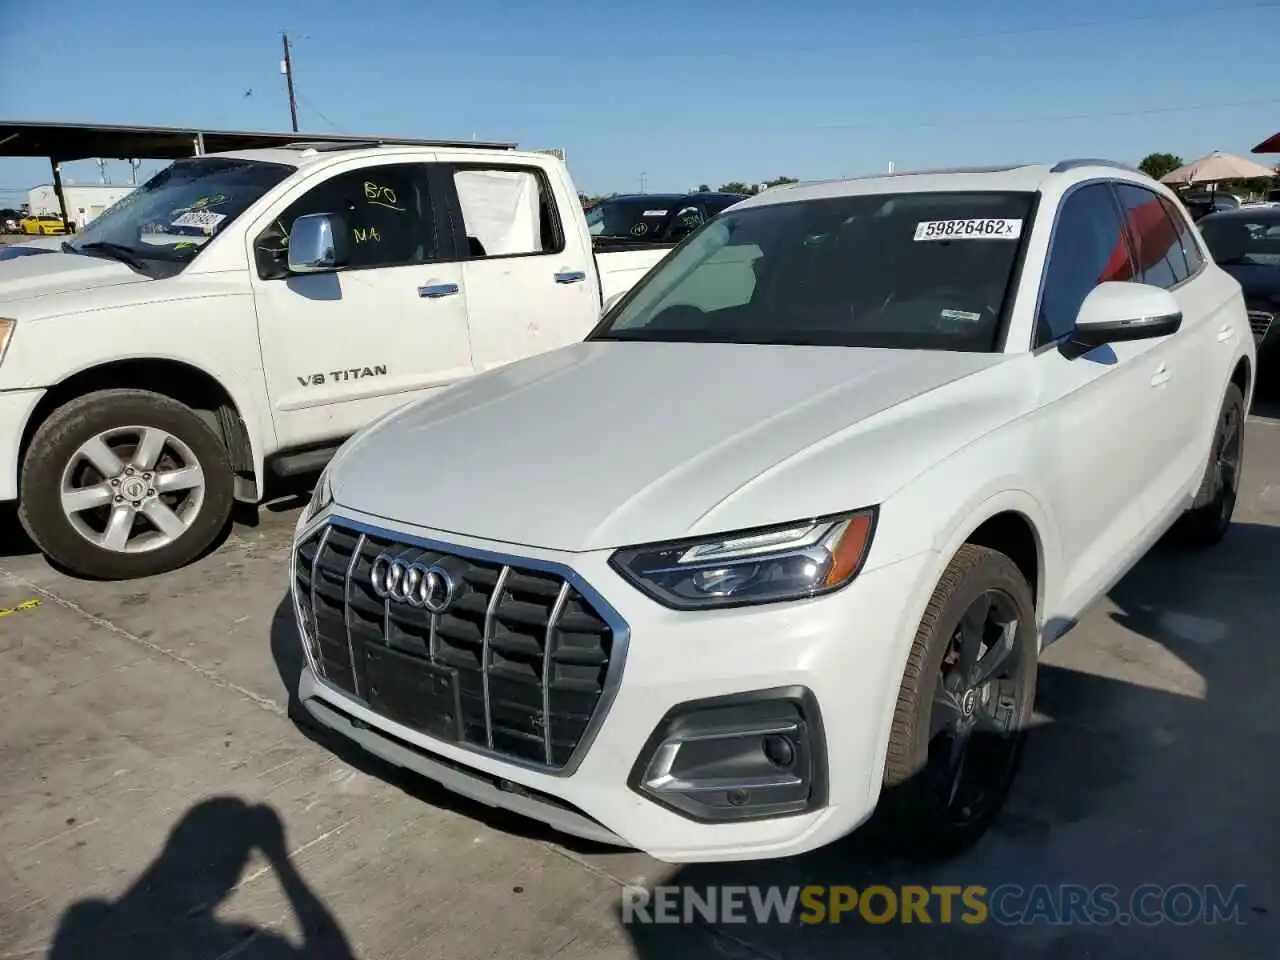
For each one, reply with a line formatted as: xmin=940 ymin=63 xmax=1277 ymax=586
xmin=171 ymin=210 xmax=227 ymax=232
xmin=913 ymin=218 xmax=1022 ymax=241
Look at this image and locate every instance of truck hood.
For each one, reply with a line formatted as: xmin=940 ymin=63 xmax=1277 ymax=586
xmin=0 ymin=250 xmax=149 ymax=304
xmin=332 ymin=341 xmax=1017 ymax=552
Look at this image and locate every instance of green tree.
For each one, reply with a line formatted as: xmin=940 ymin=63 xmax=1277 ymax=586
xmin=1138 ymin=152 xmax=1183 ymax=182
xmin=696 ymin=184 xmax=711 ymax=192
xmin=718 ymin=181 xmax=755 ymax=195
xmin=763 ymin=175 xmax=798 ymax=188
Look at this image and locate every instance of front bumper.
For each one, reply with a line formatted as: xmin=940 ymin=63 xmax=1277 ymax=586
xmin=294 ymin=506 xmax=936 ymax=863
xmin=0 ymin=388 xmax=45 ymax=502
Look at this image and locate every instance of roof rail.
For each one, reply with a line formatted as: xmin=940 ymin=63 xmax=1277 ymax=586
xmin=1050 ymin=158 xmax=1138 ymax=174
xmin=280 ymin=138 xmax=516 ymax=153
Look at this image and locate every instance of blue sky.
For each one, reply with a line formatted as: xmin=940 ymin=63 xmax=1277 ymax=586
xmin=1 ymin=0 xmax=1278 ymax=205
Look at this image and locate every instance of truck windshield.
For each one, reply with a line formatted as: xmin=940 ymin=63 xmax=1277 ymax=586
xmin=591 ymin=191 xmax=1035 ymax=352
xmin=66 ymin=157 xmax=294 ymax=267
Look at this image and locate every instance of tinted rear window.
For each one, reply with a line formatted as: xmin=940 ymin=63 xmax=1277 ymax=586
xmin=1200 ymin=214 xmax=1280 ymax=266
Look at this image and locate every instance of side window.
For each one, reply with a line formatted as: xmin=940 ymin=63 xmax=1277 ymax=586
xmin=1037 ymin=183 xmax=1134 ymax=345
xmin=1113 ymin=183 xmax=1188 ymax=288
xmin=451 ymin=165 xmax=564 ymax=258
xmin=259 ymin=163 xmax=437 ymax=273
xmin=1159 ymin=194 xmax=1205 ymax=275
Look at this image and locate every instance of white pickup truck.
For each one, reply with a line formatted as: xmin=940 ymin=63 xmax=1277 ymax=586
xmin=0 ymin=142 xmax=671 ymax=579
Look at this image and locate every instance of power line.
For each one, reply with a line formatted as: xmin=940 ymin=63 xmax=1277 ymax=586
xmin=817 ymin=96 xmax=1280 ymax=131
xmin=295 ymin=93 xmax=340 ymax=131
xmin=694 ymin=2 xmax=1280 ymax=55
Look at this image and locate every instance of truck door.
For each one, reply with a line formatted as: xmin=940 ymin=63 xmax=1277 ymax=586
xmin=247 ymin=158 xmax=474 ymax=450
xmin=438 ymin=157 xmax=599 ymax=373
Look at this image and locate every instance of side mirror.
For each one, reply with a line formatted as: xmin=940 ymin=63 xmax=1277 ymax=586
xmin=1066 ymin=282 xmax=1182 ymax=358
xmin=288 ymin=213 xmax=349 ymax=273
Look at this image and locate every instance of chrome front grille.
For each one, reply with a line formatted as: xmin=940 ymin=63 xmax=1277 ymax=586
xmin=1247 ymin=310 xmax=1274 ymax=342
xmin=293 ymin=520 xmax=625 ymax=773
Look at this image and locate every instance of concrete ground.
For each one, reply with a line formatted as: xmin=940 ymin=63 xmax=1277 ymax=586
xmin=1 ymin=391 xmax=1278 ymax=960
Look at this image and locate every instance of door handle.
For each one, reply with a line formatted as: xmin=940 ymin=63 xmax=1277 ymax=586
xmin=1216 ymin=323 xmax=1235 ymax=343
xmin=1151 ymin=364 xmax=1171 ymax=387
xmin=554 ymin=270 xmax=587 ymax=284
xmin=419 ymin=282 xmax=460 ymax=299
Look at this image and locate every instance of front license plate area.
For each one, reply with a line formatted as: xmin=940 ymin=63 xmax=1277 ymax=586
xmin=364 ymin=644 xmax=462 ymax=742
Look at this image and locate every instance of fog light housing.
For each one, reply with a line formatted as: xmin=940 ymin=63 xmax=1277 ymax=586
xmin=628 ymin=687 xmax=827 ymax=823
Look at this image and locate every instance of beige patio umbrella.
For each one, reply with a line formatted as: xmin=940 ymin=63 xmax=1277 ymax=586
xmin=1160 ymin=150 xmax=1276 ymax=186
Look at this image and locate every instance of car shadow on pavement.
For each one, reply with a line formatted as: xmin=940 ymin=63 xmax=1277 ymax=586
xmin=615 ymin=521 xmax=1280 ymax=960
xmin=0 ymin=504 xmax=37 ymax=559
xmin=1249 ymin=367 xmax=1280 ymax=419
xmin=268 ymin=593 xmax=625 ymax=857
xmin=46 ymin=796 xmax=355 ymax=959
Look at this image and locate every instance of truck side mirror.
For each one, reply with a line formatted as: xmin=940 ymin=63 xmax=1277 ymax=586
xmin=288 ymin=213 xmax=350 ymax=273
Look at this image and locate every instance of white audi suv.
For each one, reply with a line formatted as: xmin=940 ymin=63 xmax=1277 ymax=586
xmin=290 ymin=159 xmax=1254 ymax=863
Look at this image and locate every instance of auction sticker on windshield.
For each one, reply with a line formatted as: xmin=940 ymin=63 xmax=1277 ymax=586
xmin=171 ymin=210 xmax=227 ymax=232
xmin=914 ymin=219 xmax=1022 ymax=241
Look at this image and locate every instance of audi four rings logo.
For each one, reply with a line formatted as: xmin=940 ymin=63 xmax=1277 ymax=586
xmin=370 ymin=553 xmax=458 ymax=613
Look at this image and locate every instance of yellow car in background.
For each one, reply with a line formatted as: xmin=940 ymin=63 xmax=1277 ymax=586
xmin=20 ymin=215 xmax=66 ymax=236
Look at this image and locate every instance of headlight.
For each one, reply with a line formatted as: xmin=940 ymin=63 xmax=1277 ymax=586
xmin=0 ymin=318 xmax=15 ymax=366
xmin=302 ymin=465 xmax=334 ymax=524
xmin=609 ymin=509 xmax=877 ymax=610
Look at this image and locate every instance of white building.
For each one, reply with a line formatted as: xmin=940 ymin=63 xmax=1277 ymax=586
xmin=27 ymin=183 xmax=136 ymax=229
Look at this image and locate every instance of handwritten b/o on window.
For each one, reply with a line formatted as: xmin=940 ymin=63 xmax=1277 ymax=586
xmin=363 ymin=182 xmax=405 ymax=213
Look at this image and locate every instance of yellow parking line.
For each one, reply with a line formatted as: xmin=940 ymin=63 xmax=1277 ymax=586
xmin=0 ymin=599 xmax=42 ymax=618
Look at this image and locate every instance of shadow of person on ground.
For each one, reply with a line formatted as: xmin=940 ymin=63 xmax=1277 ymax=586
xmin=48 ymin=796 xmax=355 ymax=959
xmin=616 ymin=521 xmax=1280 ymax=960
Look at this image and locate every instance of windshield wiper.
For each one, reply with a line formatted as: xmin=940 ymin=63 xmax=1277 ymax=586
xmin=71 ymin=241 xmax=148 ymax=271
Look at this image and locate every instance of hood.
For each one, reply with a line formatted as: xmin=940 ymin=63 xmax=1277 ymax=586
xmin=0 ymin=250 xmax=149 ymax=304
xmin=331 ymin=341 xmax=1017 ymax=552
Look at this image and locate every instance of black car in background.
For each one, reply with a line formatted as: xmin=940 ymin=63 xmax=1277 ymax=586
xmin=1198 ymin=206 xmax=1280 ymax=364
xmin=586 ymin=191 xmax=747 ymax=251
xmin=1179 ymin=190 xmax=1242 ymax=222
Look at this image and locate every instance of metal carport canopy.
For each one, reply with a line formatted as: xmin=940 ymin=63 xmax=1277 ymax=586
xmin=0 ymin=120 xmax=518 ymax=224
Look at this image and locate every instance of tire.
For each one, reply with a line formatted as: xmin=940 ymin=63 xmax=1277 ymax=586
xmin=1173 ymin=382 xmax=1245 ymax=548
xmin=877 ymin=544 xmax=1038 ymax=861
xmin=18 ymin=389 xmax=235 ymax=580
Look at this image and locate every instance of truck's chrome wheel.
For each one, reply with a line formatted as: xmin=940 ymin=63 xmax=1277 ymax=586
xmin=926 ymin=589 xmax=1025 ymax=826
xmin=59 ymin=425 xmax=206 ymax=554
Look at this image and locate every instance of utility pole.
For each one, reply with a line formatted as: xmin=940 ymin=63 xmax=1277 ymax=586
xmin=281 ymin=30 xmax=299 ymax=133
xmin=639 ymin=171 xmax=647 ymax=193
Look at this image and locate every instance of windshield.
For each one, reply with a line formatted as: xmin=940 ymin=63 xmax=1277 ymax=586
xmin=1199 ymin=215 xmax=1280 ymax=267
xmin=591 ymin=190 xmax=1035 ymax=351
xmin=67 ymin=157 xmax=294 ymax=267
xmin=587 ymin=198 xmax=690 ymax=239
